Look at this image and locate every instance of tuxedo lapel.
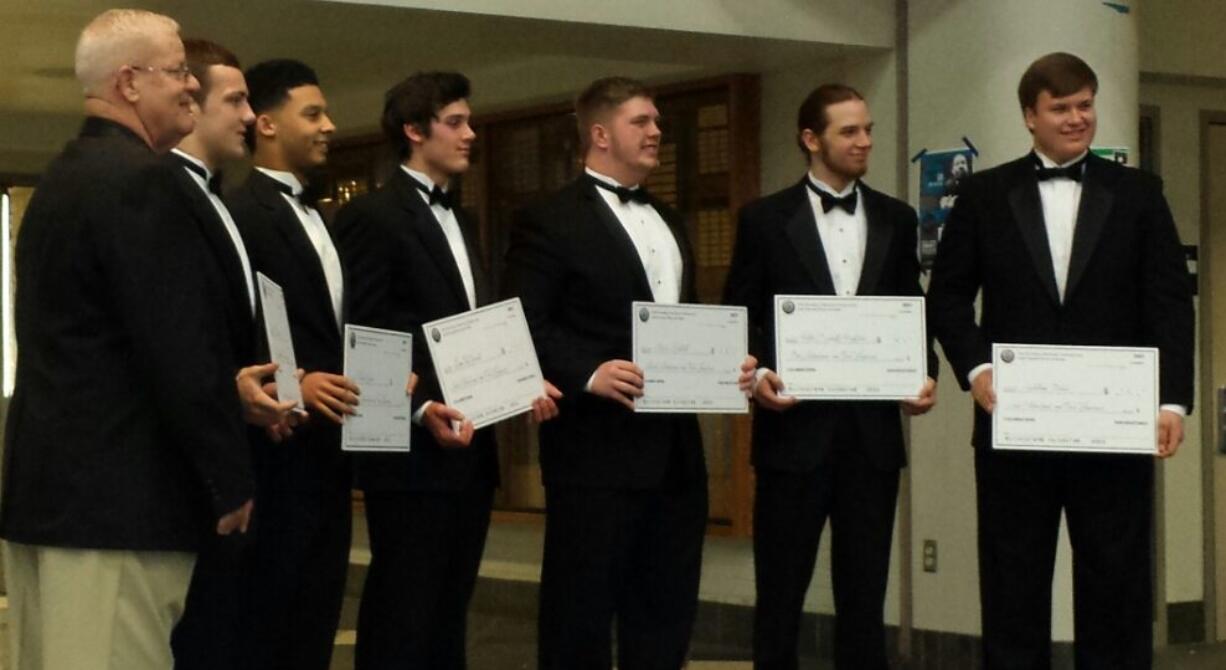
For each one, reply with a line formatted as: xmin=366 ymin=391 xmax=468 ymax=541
xmin=174 ymin=167 xmax=251 ymax=322
xmin=582 ymin=179 xmax=654 ymax=300
xmin=392 ymin=171 xmax=472 ymax=309
xmin=856 ymin=184 xmax=894 ymax=295
xmin=251 ymin=171 xmax=337 ymax=327
xmin=783 ymin=183 xmax=837 ymax=295
xmin=1065 ymin=155 xmax=1114 ymax=301
xmin=1006 ymin=166 xmax=1061 ymax=305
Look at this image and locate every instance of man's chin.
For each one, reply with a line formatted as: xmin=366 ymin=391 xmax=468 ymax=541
xmin=219 ymin=147 xmax=246 ymax=163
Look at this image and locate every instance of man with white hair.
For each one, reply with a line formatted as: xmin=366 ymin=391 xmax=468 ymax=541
xmin=0 ymin=10 xmax=256 ymax=670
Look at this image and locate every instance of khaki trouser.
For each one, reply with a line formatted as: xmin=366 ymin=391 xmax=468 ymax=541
xmin=3 ymin=540 xmax=195 ymax=670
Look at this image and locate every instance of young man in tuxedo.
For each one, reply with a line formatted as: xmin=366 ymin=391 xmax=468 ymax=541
xmin=927 ymin=52 xmax=1193 ymax=668
xmin=506 ymin=76 xmax=755 ymax=670
xmin=226 ymin=59 xmax=355 ymax=670
xmin=723 ymin=84 xmax=937 ymax=670
xmin=168 ymin=38 xmax=303 ymax=670
xmin=0 ymin=11 xmax=256 ymax=670
xmin=334 ymin=70 xmax=560 ymax=670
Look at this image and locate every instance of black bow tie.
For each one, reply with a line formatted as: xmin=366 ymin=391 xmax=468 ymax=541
xmin=1033 ymin=154 xmax=1087 ymax=182
xmin=806 ymin=180 xmax=858 ymax=215
xmin=174 ymin=155 xmax=223 ymax=196
xmin=270 ymin=178 xmax=320 ymax=209
xmin=590 ymin=176 xmax=651 ymax=205
xmin=413 ymin=180 xmax=454 ymax=210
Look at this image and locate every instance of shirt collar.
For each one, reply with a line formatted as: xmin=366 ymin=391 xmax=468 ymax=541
xmin=806 ymin=173 xmax=857 ymax=198
xmin=171 ymin=148 xmax=212 ymax=180
xmin=585 ymin=167 xmax=641 ymax=191
xmin=401 ymin=165 xmax=448 ymax=195
xmin=1033 ymin=148 xmax=1089 ymax=169
xmin=256 ymin=167 xmax=304 ymax=196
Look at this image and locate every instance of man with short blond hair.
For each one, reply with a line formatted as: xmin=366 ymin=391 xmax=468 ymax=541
xmin=1 ymin=10 xmax=255 ymax=670
xmin=507 ymin=75 xmax=755 ymax=670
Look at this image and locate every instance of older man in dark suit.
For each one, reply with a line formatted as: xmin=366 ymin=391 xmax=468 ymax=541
xmin=0 ymin=10 xmax=255 ymax=670
xmin=928 ymin=52 xmax=1193 ymax=669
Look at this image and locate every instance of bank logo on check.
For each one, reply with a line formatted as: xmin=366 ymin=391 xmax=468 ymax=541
xmin=781 ymin=300 xmax=795 ymax=315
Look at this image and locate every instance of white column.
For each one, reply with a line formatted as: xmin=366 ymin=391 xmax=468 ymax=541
xmin=906 ymin=0 xmax=1140 ymax=641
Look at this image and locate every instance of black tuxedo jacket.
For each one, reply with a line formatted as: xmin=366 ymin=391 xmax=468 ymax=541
xmin=505 ymin=175 xmax=704 ymax=490
xmin=723 ymin=179 xmax=936 ymax=473
xmin=227 ymin=169 xmax=348 ymax=492
xmin=334 ymin=168 xmax=498 ymax=492
xmin=0 ymin=118 xmax=253 ymax=551
xmin=927 ymin=152 xmax=1194 ymax=448
xmin=168 ymin=157 xmax=258 ymax=366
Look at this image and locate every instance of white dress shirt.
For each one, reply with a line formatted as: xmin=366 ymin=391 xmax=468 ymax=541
xmin=806 ymin=174 xmax=867 ymax=297
xmin=171 ymin=149 xmax=256 ymax=315
xmin=754 ymin=174 xmax=868 ymax=389
xmin=586 ymin=167 xmax=683 ymax=304
xmin=256 ymin=167 xmax=345 ymax=328
xmin=403 ymin=166 xmax=476 ymax=309
xmin=1036 ymin=149 xmax=1085 ymax=304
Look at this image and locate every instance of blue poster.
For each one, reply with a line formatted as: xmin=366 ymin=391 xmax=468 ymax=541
xmin=918 ymin=148 xmax=974 ymax=269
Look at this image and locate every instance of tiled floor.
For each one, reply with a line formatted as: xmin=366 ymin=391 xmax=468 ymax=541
xmin=2 ymin=522 xmax=1226 ymax=669
xmin=328 ymin=517 xmax=1226 ymax=669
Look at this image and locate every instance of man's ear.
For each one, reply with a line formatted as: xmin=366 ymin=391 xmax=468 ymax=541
xmin=590 ymin=122 xmax=611 ymax=151
xmin=117 ymin=67 xmax=141 ymax=104
xmin=404 ymin=122 xmax=428 ymax=146
xmin=800 ymin=128 xmax=822 ymax=157
xmin=255 ymin=113 xmax=276 ymax=140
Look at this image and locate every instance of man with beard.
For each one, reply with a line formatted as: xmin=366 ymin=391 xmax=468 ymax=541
xmin=0 ymin=10 xmax=255 ymax=670
xmin=226 ymin=59 xmax=354 ymax=670
xmin=723 ymin=84 xmax=937 ymax=669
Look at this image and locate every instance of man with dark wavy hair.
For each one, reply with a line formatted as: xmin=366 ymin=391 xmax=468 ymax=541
xmin=336 ymin=70 xmax=560 ymax=669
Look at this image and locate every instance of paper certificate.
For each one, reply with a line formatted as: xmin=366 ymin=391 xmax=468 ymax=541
xmin=773 ymin=295 xmax=927 ymax=400
xmin=256 ymin=272 xmax=302 ymax=409
xmin=423 ymin=298 xmax=545 ymax=430
xmin=631 ymin=302 xmax=749 ymax=414
xmin=992 ymin=344 xmax=1158 ymax=454
xmin=342 ymin=325 xmax=413 ymax=452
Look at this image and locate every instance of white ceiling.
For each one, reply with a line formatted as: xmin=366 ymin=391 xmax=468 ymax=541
xmin=0 ymin=0 xmax=868 ymax=175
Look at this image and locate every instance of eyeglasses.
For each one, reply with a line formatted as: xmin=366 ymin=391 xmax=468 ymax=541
xmin=128 ymin=63 xmax=193 ymax=82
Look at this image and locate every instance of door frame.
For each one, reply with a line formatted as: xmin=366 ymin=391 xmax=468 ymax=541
xmin=1198 ymin=110 xmax=1226 ymax=642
